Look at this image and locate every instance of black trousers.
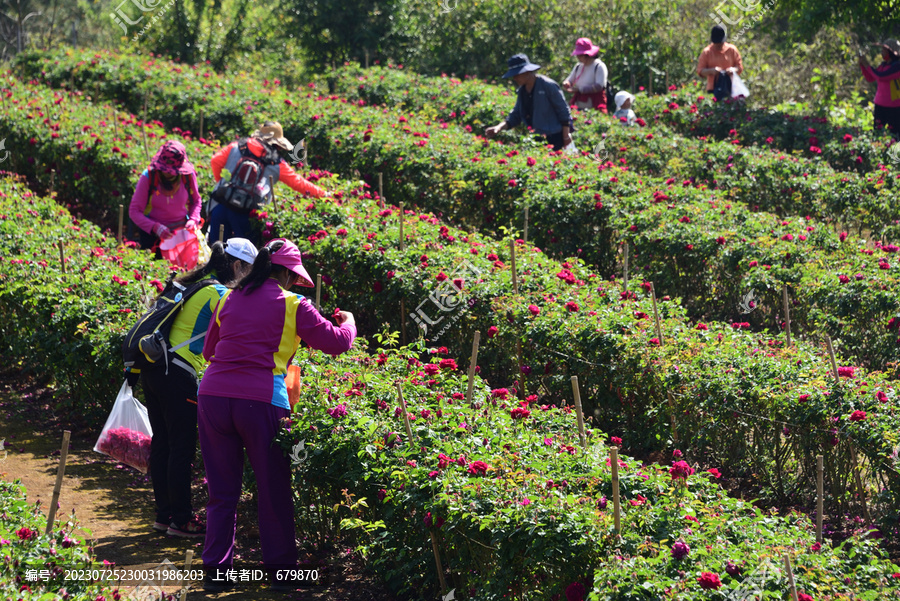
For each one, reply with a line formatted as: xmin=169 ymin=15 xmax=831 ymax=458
xmin=874 ymin=104 xmax=900 ymax=138
xmin=143 ymin=361 xmax=199 ymax=526
xmin=542 ymin=131 xmax=565 ymax=151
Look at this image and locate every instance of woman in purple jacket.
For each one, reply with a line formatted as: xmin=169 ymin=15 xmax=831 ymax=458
xmin=198 ymin=238 xmax=356 ymax=592
xmin=129 ymin=140 xmax=203 ymax=252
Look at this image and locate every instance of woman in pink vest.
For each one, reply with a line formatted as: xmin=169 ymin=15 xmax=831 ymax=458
xmin=198 ymin=238 xmax=356 ymax=592
xmin=129 ymin=140 xmax=202 ymax=253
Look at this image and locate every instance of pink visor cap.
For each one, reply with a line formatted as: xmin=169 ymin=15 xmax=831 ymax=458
xmin=269 ymin=238 xmax=314 ymax=287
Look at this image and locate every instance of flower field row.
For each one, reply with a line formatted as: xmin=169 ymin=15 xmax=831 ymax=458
xmin=275 ymin=342 xmax=900 ymax=599
xmin=0 ymin=175 xmax=169 ymax=418
xmin=0 ymin=479 xmax=120 ymax=599
xmin=2 ymin=175 xmax=900 ymax=596
xmin=7 ymin=69 xmax=900 ymax=376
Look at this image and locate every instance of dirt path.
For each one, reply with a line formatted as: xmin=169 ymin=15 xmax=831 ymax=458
xmin=0 ymin=365 xmax=398 ymax=601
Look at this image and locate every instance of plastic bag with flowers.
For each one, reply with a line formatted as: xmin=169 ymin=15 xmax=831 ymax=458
xmin=93 ymin=381 xmax=153 ymax=473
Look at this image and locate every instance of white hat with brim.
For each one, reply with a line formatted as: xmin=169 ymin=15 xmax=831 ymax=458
xmin=224 ymin=237 xmax=258 ymax=264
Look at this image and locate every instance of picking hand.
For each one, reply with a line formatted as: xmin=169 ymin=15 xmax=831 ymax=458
xmin=185 ymin=219 xmax=197 ymax=231
xmin=334 ymin=310 xmax=354 ymax=326
xmin=153 ymin=223 xmax=173 ymax=239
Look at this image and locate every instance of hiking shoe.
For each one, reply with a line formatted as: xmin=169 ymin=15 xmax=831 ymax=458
xmin=166 ymin=515 xmax=206 ymax=538
xmin=152 ymin=520 xmax=170 ymax=533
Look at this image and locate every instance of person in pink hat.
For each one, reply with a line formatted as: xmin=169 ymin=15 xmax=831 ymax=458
xmin=197 ymin=238 xmax=356 ymax=592
xmin=129 ymin=140 xmax=202 ymax=253
xmin=563 ymin=38 xmax=609 ymax=113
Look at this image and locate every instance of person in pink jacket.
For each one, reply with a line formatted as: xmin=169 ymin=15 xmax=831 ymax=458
xmin=129 ymin=140 xmax=202 ymax=252
xmin=860 ymin=39 xmax=900 ymax=136
xmin=198 ymin=238 xmax=356 ymax=592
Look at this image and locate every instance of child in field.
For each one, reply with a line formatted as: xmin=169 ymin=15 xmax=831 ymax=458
xmin=613 ymin=91 xmax=636 ymax=126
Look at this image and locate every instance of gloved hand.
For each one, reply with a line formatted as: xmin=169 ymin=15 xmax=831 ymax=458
xmin=185 ymin=219 xmax=197 ymax=231
xmin=152 ymin=223 xmax=173 ymax=239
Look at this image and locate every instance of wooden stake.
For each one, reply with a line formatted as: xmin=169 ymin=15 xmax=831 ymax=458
xmin=112 ymin=110 xmax=118 ymax=139
xmin=218 ymin=224 xmax=225 ymax=243
xmin=199 ymin=108 xmax=204 ymax=140
xmin=665 ymin=71 xmax=669 ymax=90
xmin=58 ymin=241 xmax=65 ymax=274
xmin=623 ymin=241 xmax=629 ymax=291
xmin=180 ymin=549 xmax=194 ymax=600
xmin=140 ymin=124 xmax=150 ymax=162
xmin=315 ymin=274 xmax=322 ymax=311
xmin=400 ymin=299 xmax=408 ymax=345
xmin=117 ymin=204 xmax=124 ymax=245
xmin=523 ymin=205 xmax=529 ymax=244
xmin=783 ymin=285 xmax=791 ymax=346
xmin=610 ymin=447 xmax=621 ymax=534
xmin=667 ymin=390 xmax=677 ymax=443
xmin=510 ymin=240 xmax=518 ymax=294
xmin=430 ymin=531 xmax=448 ymax=596
xmin=648 ymin=72 xmax=652 ymax=96
xmin=850 ymin=446 xmax=871 ymax=523
xmin=816 ymin=455 xmax=823 ymax=543
xmin=650 ymin=282 xmax=663 ymax=343
xmin=269 ymin=176 xmax=278 ymax=212
xmin=784 ymin=555 xmax=799 ymax=601
xmin=396 ymin=382 xmax=414 ymax=443
xmin=44 ymin=430 xmax=71 ymax=535
xmin=571 ymin=376 xmax=586 ymax=450
xmin=825 ymin=335 xmax=839 ymax=385
xmin=515 ymin=339 xmax=525 ymax=399
xmin=465 ymin=331 xmax=481 ymax=405
xmin=378 ymin=172 xmax=383 ymax=200
xmin=398 ymin=203 xmax=405 ymax=250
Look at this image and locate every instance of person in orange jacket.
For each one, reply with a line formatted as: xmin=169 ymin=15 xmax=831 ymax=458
xmin=208 ymin=121 xmax=328 ymax=244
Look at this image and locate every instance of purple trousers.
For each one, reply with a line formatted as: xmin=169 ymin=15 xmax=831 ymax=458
xmin=198 ymin=394 xmax=296 ymax=569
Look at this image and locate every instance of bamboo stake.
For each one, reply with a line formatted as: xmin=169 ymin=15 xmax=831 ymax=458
xmin=784 ymin=555 xmax=799 ymax=601
xmin=44 ymin=430 xmax=71 ymax=535
xmin=430 ymin=531 xmax=449 ymax=596
xmin=58 ymin=241 xmax=65 ymax=274
xmin=816 ymin=455 xmax=823 ymax=543
xmin=850 ymin=446 xmax=871 ymax=523
xmin=465 ymin=331 xmax=481 ymax=405
xmin=610 ymin=447 xmax=621 ymax=534
xmin=510 ymin=240 xmax=518 ymax=294
xmin=783 ymin=285 xmax=791 ymax=346
xmin=825 ymin=335 xmax=839 ymax=385
xmin=667 ymin=390 xmax=677 ymax=443
xmin=399 ymin=203 xmax=405 ymax=250
xmin=180 ymin=549 xmax=194 ymax=600
xmin=400 ymin=299 xmax=407 ymax=345
xmin=199 ymin=108 xmax=204 ymax=140
xmin=571 ymin=376 xmax=586 ymax=450
xmin=396 ymin=383 xmax=414 ymax=443
xmin=650 ymin=282 xmax=663 ymax=343
xmin=269 ymin=176 xmax=278 ymax=212
xmin=623 ymin=242 xmax=629 ymax=291
xmin=117 ymin=204 xmax=124 ymax=244
xmin=315 ymin=274 xmax=322 ymax=312
xmin=524 ymin=205 xmax=529 ymax=244
xmin=218 ymin=224 xmax=225 ymax=243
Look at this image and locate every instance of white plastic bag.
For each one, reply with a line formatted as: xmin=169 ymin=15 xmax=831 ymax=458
xmin=94 ymin=382 xmax=153 ymax=473
xmin=731 ymin=73 xmax=750 ymax=98
xmin=563 ymin=140 xmax=578 ymax=155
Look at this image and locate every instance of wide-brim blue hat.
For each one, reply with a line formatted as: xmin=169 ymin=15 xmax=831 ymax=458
xmin=502 ymin=53 xmax=541 ymax=78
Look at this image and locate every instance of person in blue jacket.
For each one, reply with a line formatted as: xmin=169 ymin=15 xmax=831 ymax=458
xmin=484 ymin=53 xmax=574 ymax=150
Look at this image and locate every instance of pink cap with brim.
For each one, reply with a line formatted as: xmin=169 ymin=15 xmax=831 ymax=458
xmin=269 ymin=238 xmax=314 ymax=287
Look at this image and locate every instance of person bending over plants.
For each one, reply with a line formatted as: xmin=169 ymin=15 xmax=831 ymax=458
xmin=485 ymin=54 xmax=574 ymax=151
xmin=207 ymin=121 xmax=328 ymax=244
xmin=129 ymin=140 xmax=203 ymax=255
xmin=197 ymin=238 xmax=356 ymax=592
xmin=144 ymin=238 xmax=258 ymax=538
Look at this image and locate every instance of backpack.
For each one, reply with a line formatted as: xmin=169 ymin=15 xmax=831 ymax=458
xmin=122 ymin=277 xmax=219 ymax=384
xmin=713 ymin=71 xmax=732 ymax=101
xmin=210 ymin=139 xmax=281 ymax=213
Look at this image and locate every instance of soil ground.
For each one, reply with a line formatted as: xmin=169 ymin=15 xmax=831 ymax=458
xmin=0 ymin=363 xmax=398 ymax=601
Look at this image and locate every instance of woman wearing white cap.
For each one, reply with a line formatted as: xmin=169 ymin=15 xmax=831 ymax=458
xmin=144 ymin=239 xmax=258 ymax=539
xmin=860 ymin=39 xmax=900 ymax=137
xmin=198 ymin=238 xmax=356 ymax=591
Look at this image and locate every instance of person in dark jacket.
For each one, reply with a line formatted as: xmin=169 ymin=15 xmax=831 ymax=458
xmin=485 ymin=54 xmax=574 ymax=151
